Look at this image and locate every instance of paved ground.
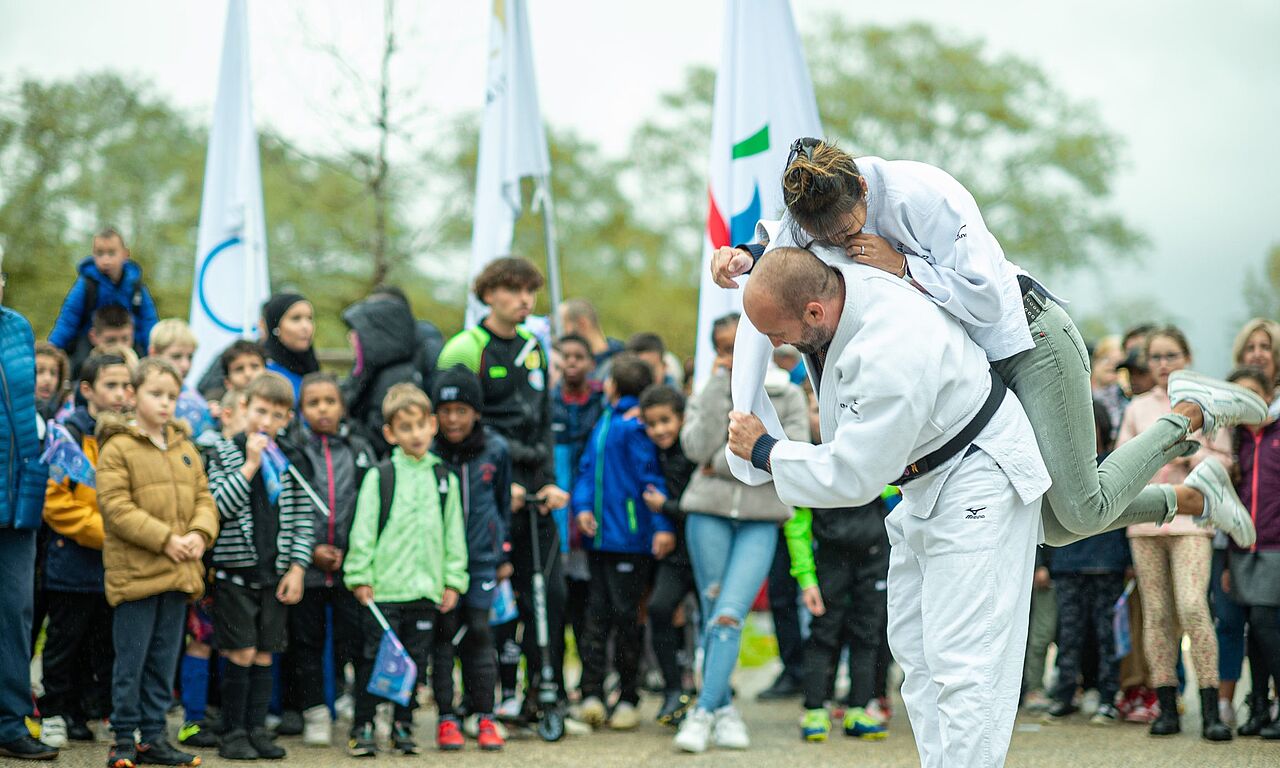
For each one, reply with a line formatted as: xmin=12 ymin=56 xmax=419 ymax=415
xmin=22 ymin=662 xmax=1277 ymax=768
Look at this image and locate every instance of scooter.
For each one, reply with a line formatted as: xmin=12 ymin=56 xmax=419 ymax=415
xmin=525 ymin=497 xmax=566 ymax=742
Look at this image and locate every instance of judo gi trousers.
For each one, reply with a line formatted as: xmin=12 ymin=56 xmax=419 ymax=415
xmin=885 ymin=449 xmax=1042 ymax=768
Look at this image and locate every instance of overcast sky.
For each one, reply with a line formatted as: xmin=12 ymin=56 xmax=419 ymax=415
xmin=2 ymin=0 xmax=1277 ymax=371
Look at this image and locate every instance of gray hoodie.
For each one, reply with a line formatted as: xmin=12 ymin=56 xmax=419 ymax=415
xmin=679 ymin=367 xmax=808 ymax=522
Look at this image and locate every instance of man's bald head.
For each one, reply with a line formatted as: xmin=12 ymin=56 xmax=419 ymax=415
xmin=742 ymin=247 xmax=844 ymax=355
xmin=745 ymin=247 xmax=841 ymax=319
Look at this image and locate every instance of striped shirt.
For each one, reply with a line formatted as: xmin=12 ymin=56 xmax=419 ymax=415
xmin=206 ymin=438 xmax=315 ymax=576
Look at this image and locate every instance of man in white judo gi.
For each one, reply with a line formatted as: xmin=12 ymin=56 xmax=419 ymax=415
xmin=727 ymin=246 xmax=1048 ymax=768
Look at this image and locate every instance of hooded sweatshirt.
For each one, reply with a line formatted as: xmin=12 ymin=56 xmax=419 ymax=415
xmin=344 ymin=448 xmax=469 ymax=603
xmin=342 ymin=297 xmax=423 ymax=456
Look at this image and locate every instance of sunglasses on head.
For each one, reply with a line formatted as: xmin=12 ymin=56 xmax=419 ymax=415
xmin=787 ymin=137 xmax=822 ymax=166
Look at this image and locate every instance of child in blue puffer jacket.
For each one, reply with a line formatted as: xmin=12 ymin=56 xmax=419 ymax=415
xmin=47 ymin=228 xmax=158 ymax=356
xmin=572 ymin=353 xmax=674 ymax=729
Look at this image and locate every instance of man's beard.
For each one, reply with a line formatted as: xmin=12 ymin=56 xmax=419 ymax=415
xmin=793 ymin=323 xmax=833 ymax=357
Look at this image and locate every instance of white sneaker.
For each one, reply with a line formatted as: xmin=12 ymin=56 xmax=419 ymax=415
xmin=495 ymin=696 xmax=522 ymax=719
xmin=302 ymin=704 xmax=331 ymax=747
xmin=39 ymin=716 xmax=67 ymax=749
xmin=712 ymin=705 xmax=750 ymax=749
xmin=609 ymin=702 xmax=639 ymax=731
xmin=1080 ymin=689 xmax=1101 ymax=716
xmin=576 ymin=696 xmax=607 ymax=728
xmin=334 ymin=693 xmax=354 ymax=722
xmin=564 ymin=716 xmax=593 ymax=736
xmin=674 ymin=708 xmax=714 ymax=753
xmin=1184 ymin=456 xmax=1257 ymax=548
xmin=1168 ymin=370 xmax=1268 ymax=439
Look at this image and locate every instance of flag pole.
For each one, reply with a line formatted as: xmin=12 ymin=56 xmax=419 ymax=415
xmin=537 ymin=177 xmax=563 ymax=338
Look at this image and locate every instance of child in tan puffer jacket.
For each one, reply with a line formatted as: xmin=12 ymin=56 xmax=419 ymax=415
xmin=96 ymin=358 xmax=218 ymax=768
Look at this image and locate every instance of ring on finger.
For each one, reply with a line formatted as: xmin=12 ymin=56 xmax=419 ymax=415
xmin=859 ymin=245 xmax=866 ymax=256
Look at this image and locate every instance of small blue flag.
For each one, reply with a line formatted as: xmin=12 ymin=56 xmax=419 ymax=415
xmin=175 ymin=390 xmax=215 ymax=436
xmin=489 ymin=580 xmax=519 ymax=626
xmin=41 ymin=423 xmax=95 ymax=488
xmin=366 ymin=604 xmax=417 ymax=707
xmin=260 ymin=439 xmax=289 ymax=505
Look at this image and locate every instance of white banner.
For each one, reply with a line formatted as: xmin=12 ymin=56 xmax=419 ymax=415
xmin=693 ymin=0 xmax=822 ymax=388
xmin=188 ymin=0 xmax=270 ymax=385
xmin=467 ymin=0 xmax=551 ymax=326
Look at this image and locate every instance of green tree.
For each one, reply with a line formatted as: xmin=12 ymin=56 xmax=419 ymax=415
xmin=627 ymin=19 xmax=1147 ymax=298
xmin=421 ymin=115 xmax=697 ymax=356
xmin=0 ymin=73 xmax=427 ymax=351
xmin=807 ymin=19 xmax=1146 ymax=277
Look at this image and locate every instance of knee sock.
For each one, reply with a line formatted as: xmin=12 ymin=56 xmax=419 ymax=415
xmin=247 ymin=664 xmax=275 ymax=731
xmin=221 ymin=662 xmax=252 ymax=733
xmin=180 ymin=655 xmax=210 ymax=723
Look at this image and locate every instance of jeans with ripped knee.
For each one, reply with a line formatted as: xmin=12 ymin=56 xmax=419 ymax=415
xmin=685 ymin=513 xmax=778 ymax=713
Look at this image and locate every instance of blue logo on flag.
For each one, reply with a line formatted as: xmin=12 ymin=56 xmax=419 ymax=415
xmin=197 ymin=236 xmax=245 ymax=333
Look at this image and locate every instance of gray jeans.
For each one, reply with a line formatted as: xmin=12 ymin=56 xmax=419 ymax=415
xmin=992 ymin=297 xmax=1197 ymax=546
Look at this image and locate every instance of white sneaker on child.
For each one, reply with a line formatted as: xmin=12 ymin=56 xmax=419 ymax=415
xmin=674 ymin=708 xmax=714 ymax=753
xmin=576 ymin=696 xmax=607 ymax=728
xmin=609 ymin=702 xmax=639 ymax=730
xmin=39 ymin=716 xmax=67 ymax=749
xmin=495 ymin=696 xmax=522 ymax=719
xmin=712 ymin=706 xmax=749 ymax=749
xmin=302 ymin=705 xmax=331 ymax=747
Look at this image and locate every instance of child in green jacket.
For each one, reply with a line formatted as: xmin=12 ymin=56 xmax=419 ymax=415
xmin=345 ymin=383 xmax=468 ymax=757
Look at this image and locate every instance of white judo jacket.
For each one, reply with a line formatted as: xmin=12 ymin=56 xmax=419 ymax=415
xmin=760 ymin=262 xmax=1050 ymax=520
xmin=728 ymin=156 xmax=1055 ymax=486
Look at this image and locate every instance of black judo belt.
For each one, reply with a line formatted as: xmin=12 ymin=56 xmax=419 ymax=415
xmin=894 ymin=368 xmax=1006 ymax=486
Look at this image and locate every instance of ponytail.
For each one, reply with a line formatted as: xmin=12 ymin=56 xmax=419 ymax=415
xmin=781 ymin=139 xmax=865 ymax=242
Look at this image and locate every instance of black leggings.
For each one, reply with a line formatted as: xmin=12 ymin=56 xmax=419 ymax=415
xmin=648 ymin=558 xmax=696 ymax=694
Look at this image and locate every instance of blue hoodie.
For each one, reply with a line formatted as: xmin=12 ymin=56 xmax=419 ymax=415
xmin=571 ymin=395 xmax=672 ymax=554
xmin=48 ymin=256 xmax=158 ymax=351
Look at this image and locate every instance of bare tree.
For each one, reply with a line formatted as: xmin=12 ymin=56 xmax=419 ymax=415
xmin=297 ymin=0 xmax=433 ymax=288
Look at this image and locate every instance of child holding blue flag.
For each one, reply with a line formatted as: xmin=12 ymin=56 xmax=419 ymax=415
xmin=344 ymin=383 xmax=468 ymax=757
xmin=39 ymin=350 xmax=132 ymax=750
xmin=206 ymin=372 xmax=315 ymax=761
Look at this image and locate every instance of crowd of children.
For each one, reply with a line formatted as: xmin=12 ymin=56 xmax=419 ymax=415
xmin=3 ymin=227 xmax=1280 ymax=767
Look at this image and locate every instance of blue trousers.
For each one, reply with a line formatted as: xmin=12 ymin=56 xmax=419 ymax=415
xmin=0 ymin=529 xmax=35 ymax=742
xmin=111 ymin=592 xmax=187 ymax=742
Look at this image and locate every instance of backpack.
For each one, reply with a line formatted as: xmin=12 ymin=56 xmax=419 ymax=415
xmin=374 ymin=458 xmax=452 ymax=540
xmin=81 ymin=273 xmax=145 ymax=321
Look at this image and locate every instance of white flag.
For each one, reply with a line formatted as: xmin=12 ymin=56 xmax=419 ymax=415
xmin=188 ymin=0 xmax=270 ymax=385
xmin=694 ymin=0 xmax=822 ymax=389
xmin=467 ymin=0 xmax=551 ymax=326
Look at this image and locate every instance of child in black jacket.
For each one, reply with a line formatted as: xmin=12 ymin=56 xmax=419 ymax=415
xmin=429 ymin=367 xmax=512 ymax=751
xmin=639 ymin=385 xmax=699 ymax=726
xmin=288 ymin=373 xmax=377 ymax=746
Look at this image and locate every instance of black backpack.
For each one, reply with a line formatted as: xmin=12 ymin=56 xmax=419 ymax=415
xmin=374 ymin=458 xmax=452 ymax=540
